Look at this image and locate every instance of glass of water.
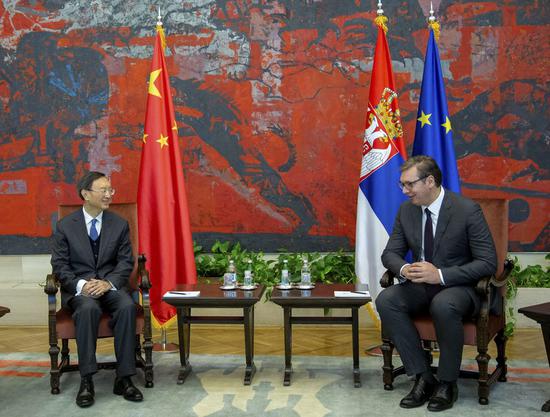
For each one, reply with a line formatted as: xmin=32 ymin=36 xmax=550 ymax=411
xmin=244 ymin=270 xmax=253 ymax=287
xmin=223 ymin=273 xmax=234 ymax=288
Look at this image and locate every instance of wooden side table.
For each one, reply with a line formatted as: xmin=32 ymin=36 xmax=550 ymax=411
xmin=518 ymin=302 xmax=550 ymax=412
xmin=271 ymin=283 xmax=371 ymax=387
xmin=163 ymin=284 xmax=266 ymax=385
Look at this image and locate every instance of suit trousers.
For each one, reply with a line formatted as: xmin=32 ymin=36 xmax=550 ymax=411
xmin=376 ymin=281 xmax=476 ymax=381
xmin=69 ymin=290 xmax=136 ymax=377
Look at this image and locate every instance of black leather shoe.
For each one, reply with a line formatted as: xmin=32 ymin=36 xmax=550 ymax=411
xmin=76 ymin=376 xmax=95 ymax=408
xmin=400 ymin=376 xmax=436 ymax=408
xmin=427 ymin=381 xmax=458 ymax=412
xmin=113 ymin=376 xmax=143 ymax=402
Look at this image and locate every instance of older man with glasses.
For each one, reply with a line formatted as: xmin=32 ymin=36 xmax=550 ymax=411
xmin=51 ymin=171 xmax=143 ymax=407
xmin=376 ymin=155 xmax=497 ymax=412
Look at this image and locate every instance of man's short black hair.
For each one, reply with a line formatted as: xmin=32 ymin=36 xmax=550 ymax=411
xmin=77 ymin=171 xmax=107 ymax=200
xmin=400 ymin=155 xmax=442 ymax=187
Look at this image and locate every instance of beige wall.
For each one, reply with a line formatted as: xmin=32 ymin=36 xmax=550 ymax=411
xmin=0 ymin=253 xmax=547 ymax=327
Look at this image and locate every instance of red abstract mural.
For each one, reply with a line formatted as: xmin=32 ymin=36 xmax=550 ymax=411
xmin=0 ymin=1 xmax=548 ymax=254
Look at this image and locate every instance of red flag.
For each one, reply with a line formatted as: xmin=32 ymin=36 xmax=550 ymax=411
xmin=138 ymin=25 xmax=197 ymax=328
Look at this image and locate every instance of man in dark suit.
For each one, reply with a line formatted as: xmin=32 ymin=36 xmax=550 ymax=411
xmin=376 ymin=155 xmax=497 ymax=412
xmin=51 ymin=171 xmax=143 ymax=407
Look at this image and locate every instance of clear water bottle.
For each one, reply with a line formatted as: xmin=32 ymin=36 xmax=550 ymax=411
xmin=244 ymin=260 xmax=253 ymax=287
xmin=281 ymin=259 xmax=290 ymax=287
xmin=227 ymin=259 xmax=237 ymax=287
xmin=300 ymin=259 xmax=311 ymax=286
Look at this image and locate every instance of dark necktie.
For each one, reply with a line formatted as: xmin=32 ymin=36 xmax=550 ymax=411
xmin=424 ymin=208 xmax=434 ymax=263
xmin=90 ymin=218 xmax=99 ymax=241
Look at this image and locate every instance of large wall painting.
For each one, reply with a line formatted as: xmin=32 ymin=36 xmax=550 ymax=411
xmin=0 ymin=1 xmax=548 ymax=254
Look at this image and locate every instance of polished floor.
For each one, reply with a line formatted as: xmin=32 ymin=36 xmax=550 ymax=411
xmin=0 ymin=325 xmax=547 ymax=362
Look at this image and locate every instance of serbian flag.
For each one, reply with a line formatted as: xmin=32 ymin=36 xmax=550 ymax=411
xmin=412 ymin=28 xmax=460 ymax=192
xmin=355 ymin=16 xmax=407 ymax=302
xmin=138 ymin=24 xmax=197 ymax=327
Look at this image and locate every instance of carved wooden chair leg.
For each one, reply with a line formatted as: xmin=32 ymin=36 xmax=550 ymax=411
xmin=135 ymin=334 xmax=142 ymax=356
xmin=494 ymin=329 xmax=508 ymax=382
xmin=476 ymin=346 xmax=490 ymax=405
xmin=142 ymin=329 xmax=154 ymax=388
xmin=60 ymin=339 xmax=70 ymax=365
xmin=381 ymin=337 xmax=395 ymax=390
xmin=48 ymin=340 xmax=61 ymax=394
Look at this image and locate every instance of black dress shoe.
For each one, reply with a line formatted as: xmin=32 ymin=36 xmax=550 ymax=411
xmin=427 ymin=381 xmax=458 ymax=412
xmin=76 ymin=376 xmax=95 ymax=408
xmin=113 ymin=376 xmax=143 ymax=402
xmin=400 ymin=376 xmax=436 ymax=408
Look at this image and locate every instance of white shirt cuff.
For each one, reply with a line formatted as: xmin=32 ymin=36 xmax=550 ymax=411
xmin=76 ymin=279 xmax=87 ymax=296
xmin=398 ymin=264 xmax=410 ymax=283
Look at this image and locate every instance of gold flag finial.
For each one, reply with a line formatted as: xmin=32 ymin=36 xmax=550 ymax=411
xmin=374 ymin=1 xmax=388 ymax=33
xmin=156 ymin=6 xmax=166 ymax=51
xmin=428 ymin=2 xmax=441 ymax=41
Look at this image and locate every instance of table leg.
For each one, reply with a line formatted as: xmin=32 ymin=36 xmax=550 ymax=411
xmin=541 ymin=323 xmax=550 ymax=412
xmin=243 ymin=306 xmax=256 ymax=385
xmin=176 ymin=307 xmax=192 ymax=384
xmin=352 ymin=307 xmax=361 ymax=387
xmin=283 ymin=307 xmax=292 ymax=386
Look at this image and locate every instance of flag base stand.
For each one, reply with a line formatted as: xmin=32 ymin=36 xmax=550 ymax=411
xmin=152 ymin=328 xmax=178 ymax=352
xmin=153 ymin=342 xmax=179 ymax=352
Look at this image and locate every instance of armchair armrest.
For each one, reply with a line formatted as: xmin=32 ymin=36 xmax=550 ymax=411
xmin=44 ymin=274 xmax=60 ymax=315
xmin=137 ymin=254 xmax=152 ymax=292
xmin=380 ymin=270 xmax=396 ymax=288
xmin=44 ymin=274 xmax=59 ymax=296
xmin=491 ymin=258 xmax=514 ymax=288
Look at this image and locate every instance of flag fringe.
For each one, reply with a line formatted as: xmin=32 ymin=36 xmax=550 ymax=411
xmin=428 ymin=20 xmax=440 ymax=42
xmin=374 ymin=15 xmax=388 ymax=34
xmin=156 ymin=24 xmax=166 ymax=51
xmin=151 ymin=311 xmax=178 ymax=330
xmin=366 ymin=302 xmax=381 ymax=331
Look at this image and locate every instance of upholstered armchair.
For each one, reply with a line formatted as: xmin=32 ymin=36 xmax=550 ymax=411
xmin=379 ymin=198 xmax=513 ymax=405
xmin=44 ymin=203 xmax=153 ymax=394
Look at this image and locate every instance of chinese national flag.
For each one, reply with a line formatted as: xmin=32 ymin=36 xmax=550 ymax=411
xmin=138 ymin=25 xmax=197 ymax=327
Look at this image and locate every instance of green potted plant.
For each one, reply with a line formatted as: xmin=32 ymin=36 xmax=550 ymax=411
xmin=505 ymin=254 xmax=550 ymax=336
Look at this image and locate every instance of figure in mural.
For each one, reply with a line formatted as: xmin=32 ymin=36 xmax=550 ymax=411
xmin=0 ymin=32 xmax=109 ymax=182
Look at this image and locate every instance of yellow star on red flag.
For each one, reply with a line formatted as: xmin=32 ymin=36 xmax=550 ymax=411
xmin=148 ymin=69 xmax=162 ymax=98
xmin=156 ymin=133 xmax=168 ymax=149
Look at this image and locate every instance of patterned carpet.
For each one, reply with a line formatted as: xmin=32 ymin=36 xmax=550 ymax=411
xmin=0 ymin=352 xmax=548 ymax=416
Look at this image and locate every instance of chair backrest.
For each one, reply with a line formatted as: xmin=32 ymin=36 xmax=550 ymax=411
xmin=58 ymin=203 xmax=139 ymax=288
xmin=472 ymin=198 xmax=508 ymax=283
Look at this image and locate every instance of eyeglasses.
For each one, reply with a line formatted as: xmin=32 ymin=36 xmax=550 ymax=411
xmin=398 ymin=176 xmax=428 ymax=191
xmin=88 ymin=188 xmax=116 ymax=196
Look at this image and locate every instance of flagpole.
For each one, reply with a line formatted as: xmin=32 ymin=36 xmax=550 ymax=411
xmin=359 ymin=0 xmax=401 ymax=357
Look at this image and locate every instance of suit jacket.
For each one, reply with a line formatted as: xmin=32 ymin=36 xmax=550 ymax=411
xmin=381 ymin=190 xmax=497 ymax=309
xmin=51 ymin=208 xmax=134 ymax=307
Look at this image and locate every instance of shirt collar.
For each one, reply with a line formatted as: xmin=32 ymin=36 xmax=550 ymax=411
xmin=423 ymin=187 xmax=445 ymax=216
xmin=82 ymin=207 xmax=103 ymax=225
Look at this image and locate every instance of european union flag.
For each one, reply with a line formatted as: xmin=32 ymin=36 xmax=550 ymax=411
xmin=412 ymin=29 xmax=460 ymax=193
